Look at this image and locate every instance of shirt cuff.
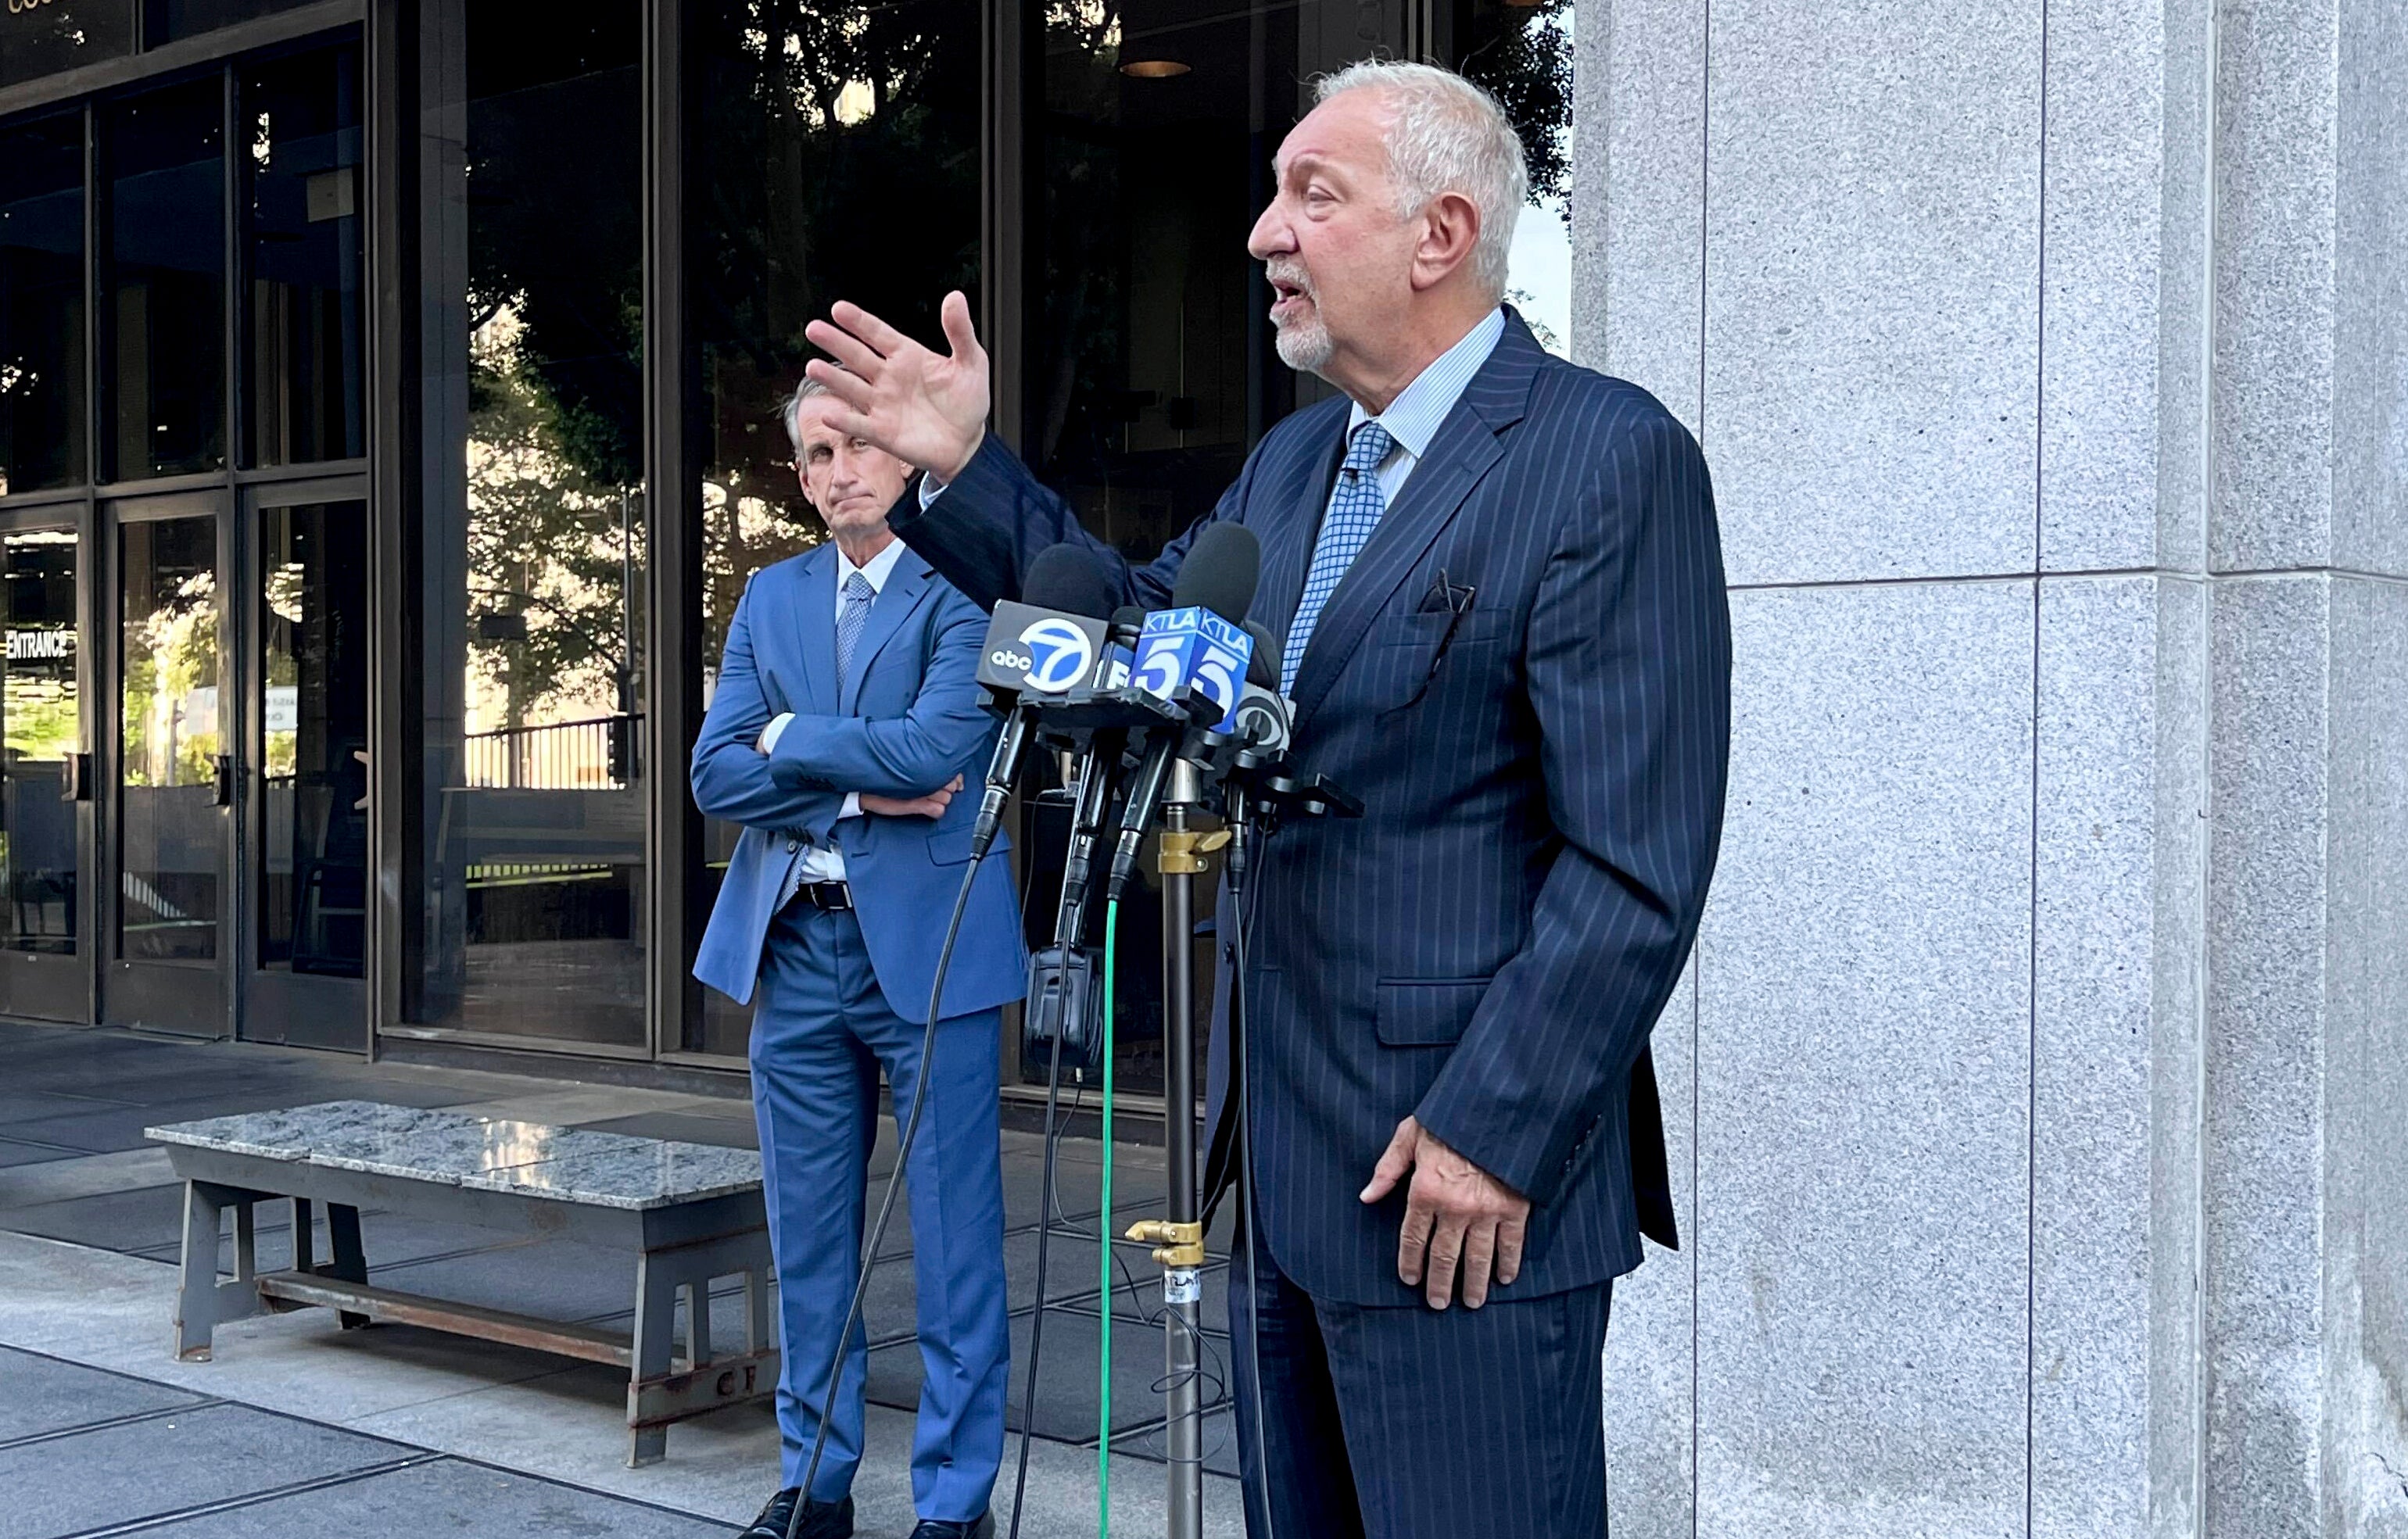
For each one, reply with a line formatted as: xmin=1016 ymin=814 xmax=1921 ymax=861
xmin=916 ymin=472 xmax=947 ymax=510
xmin=839 ymin=792 xmax=862 ymax=820
xmin=758 ymin=712 xmax=794 ymax=755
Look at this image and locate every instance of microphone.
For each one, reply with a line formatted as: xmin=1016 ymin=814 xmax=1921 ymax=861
xmin=1093 ymin=606 xmax=1145 ymax=690
xmin=971 ymin=544 xmax=1117 ymax=857
xmin=1230 ymin=619 xmax=1292 ymax=753
xmin=1107 ymin=524 xmax=1263 ymax=900
xmin=1131 ymin=523 xmax=1260 ymax=731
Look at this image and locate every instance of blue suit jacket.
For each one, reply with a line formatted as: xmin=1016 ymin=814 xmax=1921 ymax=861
xmin=893 ymin=312 xmax=1730 ymax=1305
xmin=690 ymin=540 xmax=1026 ymax=1025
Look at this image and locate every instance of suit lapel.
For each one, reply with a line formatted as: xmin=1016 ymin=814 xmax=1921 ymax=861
xmin=1286 ymin=314 xmax=1542 ymax=732
xmin=789 ymin=545 xmax=838 ymax=716
xmin=1250 ymin=408 xmax=1348 ymax=663
xmin=840 ymin=546 xmax=936 ymax=716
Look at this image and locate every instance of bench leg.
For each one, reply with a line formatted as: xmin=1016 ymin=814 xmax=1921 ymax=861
xmin=629 ymin=1251 xmax=678 ymax=1466
xmin=292 ymin=1197 xmax=314 ymax=1272
xmin=327 ymin=1203 xmax=370 ymax=1330
xmin=173 ymin=1182 xmax=224 ymax=1362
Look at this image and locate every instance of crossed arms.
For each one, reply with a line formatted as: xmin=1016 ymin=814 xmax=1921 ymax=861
xmin=689 ymin=577 xmax=985 ymax=833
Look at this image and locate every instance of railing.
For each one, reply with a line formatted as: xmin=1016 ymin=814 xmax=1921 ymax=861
xmin=462 ymin=714 xmax=642 ymax=791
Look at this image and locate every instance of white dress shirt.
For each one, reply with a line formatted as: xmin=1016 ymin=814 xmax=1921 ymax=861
xmin=759 ymin=535 xmax=909 ymax=883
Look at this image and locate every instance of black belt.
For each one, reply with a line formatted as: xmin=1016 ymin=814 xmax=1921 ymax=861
xmin=795 ymin=879 xmax=853 ymax=911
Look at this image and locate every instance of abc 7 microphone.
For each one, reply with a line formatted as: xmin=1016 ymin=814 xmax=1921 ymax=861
xmin=968 ymin=544 xmax=1117 ymax=857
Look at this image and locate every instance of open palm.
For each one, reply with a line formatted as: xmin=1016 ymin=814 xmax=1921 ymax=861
xmin=803 ymin=292 xmax=990 ymax=483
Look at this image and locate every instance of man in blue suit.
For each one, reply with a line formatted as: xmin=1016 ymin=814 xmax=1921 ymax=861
xmin=692 ymin=378 xmax=1026 ymax=1539
xmin=801 ymin=61 xmax=1729 ymax=1539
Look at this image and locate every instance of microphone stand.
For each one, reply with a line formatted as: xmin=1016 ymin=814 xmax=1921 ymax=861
xmin=1129 ymin=755 xmax=1218 ymax=1539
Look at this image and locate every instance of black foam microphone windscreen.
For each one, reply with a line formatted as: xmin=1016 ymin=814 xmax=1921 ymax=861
xmin=1240 ymin=621 xmax=1279 ymax=689
xmin=1172 ymin=522 xmax=1261 ymax=625
xmin=1023 ymin=543 xmax=1117 ymax=620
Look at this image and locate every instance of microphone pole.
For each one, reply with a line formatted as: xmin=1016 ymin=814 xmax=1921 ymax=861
xmin=1117 ymin=523 xmax=1258 ymax=1539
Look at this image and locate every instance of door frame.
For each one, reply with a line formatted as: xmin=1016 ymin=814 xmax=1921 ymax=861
xmin=0 ymin=502 xmax=99 ymax=1024
xmin=237 ymin=474 xmax=369 ymax=1050
xmin=99 ymin=487 xmax=235 ymax=1036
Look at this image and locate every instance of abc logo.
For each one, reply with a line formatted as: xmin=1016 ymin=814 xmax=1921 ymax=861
xmin=1018 ymin=618 xmax=1095 ymax=693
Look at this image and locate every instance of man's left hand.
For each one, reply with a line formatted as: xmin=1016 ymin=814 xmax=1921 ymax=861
xmin=1360 ymin=1116 xmax=1530 ymax=1311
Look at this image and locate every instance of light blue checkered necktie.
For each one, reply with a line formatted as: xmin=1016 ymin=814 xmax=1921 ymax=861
xmin=835 ymin=570 xmax=875 ymax=690
xmin=1282 ymin=421 xmax=1394 ymax=693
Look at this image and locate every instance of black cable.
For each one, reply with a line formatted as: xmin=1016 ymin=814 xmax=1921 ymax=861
xmin=787 ymin=856 xmax=986 ymax=1539
xmin=1227 ymin=811 xmax=1279 ymax=1539
xmin=1003 ymin=990 xmax=1073 ymax=1539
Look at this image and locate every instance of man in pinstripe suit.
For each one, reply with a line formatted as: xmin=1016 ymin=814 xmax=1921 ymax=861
xmin=804 ymin=61 xmax=1729 ymax=1539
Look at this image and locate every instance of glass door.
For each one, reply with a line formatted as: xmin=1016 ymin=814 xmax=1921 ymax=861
xmin=104 ymin=493 xmax=231 ymax=1036
xmin=0 ymin=518 xmax=91 ymax=1022
xmin=241 ymin=487 xmax=367 ymax=1047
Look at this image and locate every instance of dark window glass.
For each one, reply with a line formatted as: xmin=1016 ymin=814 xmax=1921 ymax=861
xmin=257 ymin=501 xmax=366 ymax=975
xmin=143 ymin=0 xmax=313 ymax=45
xmin=242 ymin=46 xmax=364 ymax=467
xmin=685 ymin=0 xmax=981 ymax=1058
xmin=2 ymin=527 xmax=79 ymax=955
xmin=118 ymin=513 xmax=220 ymax=961
xmin=0 ymin=0 xmax=135 ymax=90
xmin=0 ymin=113 xmax=86 ymax=497
xmin=417 ymin=0 xmax=647 ymax=1047
xmin=105 ymin=79 xmax=226 ymax=481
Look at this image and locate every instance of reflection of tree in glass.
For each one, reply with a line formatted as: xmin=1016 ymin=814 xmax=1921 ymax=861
xmin=124 ymin=569 xmax=220 ymax=787
xmin=692 ymin=0 xmax=980 ymax=664
xmin=262 ymin=563 xmax=303 ymax=779
xmin=466 ymin=310 xmax=643 ymax=735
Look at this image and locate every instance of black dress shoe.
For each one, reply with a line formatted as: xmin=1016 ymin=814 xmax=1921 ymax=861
xmin=740 ymin=1487 xmax=854 ymax=1539
xmin=905 ymin=1516 xmax=993 ymax=1539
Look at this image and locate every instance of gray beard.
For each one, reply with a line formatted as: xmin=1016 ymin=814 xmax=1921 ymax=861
xmin=1273 ymin=313 xmax=1335 ymax=374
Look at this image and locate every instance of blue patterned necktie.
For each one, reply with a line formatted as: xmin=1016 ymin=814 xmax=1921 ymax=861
xmin=835 ymin=570 xmax=875 ymax=690
xmin=1282 ymin=421 xmax=1395 ymax=692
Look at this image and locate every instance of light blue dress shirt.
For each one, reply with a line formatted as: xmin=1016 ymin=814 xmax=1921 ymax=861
xmin=1335 ymin=306 xmax=1505 ymax=510
xmin=758 ymin=535 xmax=908 ymax=882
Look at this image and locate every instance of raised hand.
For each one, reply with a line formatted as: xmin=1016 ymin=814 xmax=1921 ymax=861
xmin=803 ymin=292 xmax=990 ymax=484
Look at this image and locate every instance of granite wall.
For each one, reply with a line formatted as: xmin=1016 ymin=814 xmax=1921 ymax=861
xmin=1571 ymin=0 xmax=2408 ymax=1531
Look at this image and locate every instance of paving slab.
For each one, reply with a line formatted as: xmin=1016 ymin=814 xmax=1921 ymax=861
xmin=0 ymin=1345 xmax=204 ymax=1442
xmin=0 ymin=1400 xmax=412 ymax=1539
xmin=0 ymin=1136 xmax=81 ymax=1169
xmin=146 ymin=1455 xmax=730 ymax=1537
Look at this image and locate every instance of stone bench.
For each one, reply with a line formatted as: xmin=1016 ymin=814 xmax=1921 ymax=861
xmin=146 ymin=1099 xmax=777 ymax=1466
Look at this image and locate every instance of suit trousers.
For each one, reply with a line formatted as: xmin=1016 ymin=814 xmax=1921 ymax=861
xmin=748 ymin=904 xmax=1009 ymax=1523
xmin=1227 ymin=1213 xmax=1611 ymax=1539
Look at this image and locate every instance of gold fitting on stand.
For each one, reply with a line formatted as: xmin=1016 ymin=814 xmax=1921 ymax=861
xmin=1155 ymin=829 xmax=1231 ymax=875
xmin=1124 ymin=1218 xmax=1207 ymax=1269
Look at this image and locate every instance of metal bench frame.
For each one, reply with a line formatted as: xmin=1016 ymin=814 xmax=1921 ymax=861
xmin=160 ymin=1140 xmax=779 ymax=1466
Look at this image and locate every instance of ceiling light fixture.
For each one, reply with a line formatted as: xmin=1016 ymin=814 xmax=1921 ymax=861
xmin=1120 ymin=58 xmax=1190 ymax=77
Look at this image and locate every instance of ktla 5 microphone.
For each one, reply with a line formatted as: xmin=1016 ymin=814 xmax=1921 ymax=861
xmin=970 ymin=543 xmax=1117 ymax=858
xmin=1107 ymin=523 xmax=1263 ymax=900
xmin=1131 ymin=521 xmax=1261 ymax=731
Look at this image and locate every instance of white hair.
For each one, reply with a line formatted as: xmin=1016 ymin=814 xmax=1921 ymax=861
xmin=1314 ymin=59 xmax=1526 ymax=302
xmin=781 ymin=375 xmax=836 ymax=454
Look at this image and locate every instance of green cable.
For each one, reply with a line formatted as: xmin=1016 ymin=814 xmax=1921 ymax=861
xmin=1098 ymin=899 xmax=1120 ymax=1539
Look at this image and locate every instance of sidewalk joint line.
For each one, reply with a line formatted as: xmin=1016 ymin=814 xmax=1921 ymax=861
xmin=56 ymin=1451 xmax=447 ymax=1538
xmin=0 ymin=1398 xmax=228 ymax=1453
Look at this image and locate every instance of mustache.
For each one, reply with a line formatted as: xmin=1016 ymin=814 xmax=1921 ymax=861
xmin=1264 ymin=260 xmax=1314 ymax=296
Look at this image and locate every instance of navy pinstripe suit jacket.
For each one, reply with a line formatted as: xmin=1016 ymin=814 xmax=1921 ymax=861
xmin=892 ymin=311 xmax=1730 ymax=1305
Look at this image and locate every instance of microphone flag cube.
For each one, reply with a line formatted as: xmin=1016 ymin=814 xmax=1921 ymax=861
xmin=1133 ymin=607 xmax=1252 ymax=730
xmin=976 ymin=600 xmax=1110 ymax=695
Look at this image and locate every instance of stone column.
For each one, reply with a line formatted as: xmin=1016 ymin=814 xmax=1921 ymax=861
xmin=1571 ymin=0 xmax=2406 ymax=1530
